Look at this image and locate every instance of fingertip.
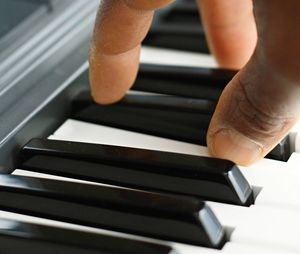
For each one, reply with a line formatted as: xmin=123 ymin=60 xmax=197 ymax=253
xmin=89 ymin=45 xmax=140 ymax=105
xmin=207 ymin=128 xmax=264 ymax=166
xmin=90 ymin=88 xmax=125 ymax=105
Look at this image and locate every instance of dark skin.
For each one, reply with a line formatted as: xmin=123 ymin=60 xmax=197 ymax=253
xmin=89 ymin=0 xmax=300 ymax=166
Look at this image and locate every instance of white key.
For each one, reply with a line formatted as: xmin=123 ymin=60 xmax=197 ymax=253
xmin=286 ymin=119 xmax=300 ymax=153
xmin=293 ymin=133 xmax=300 ymax=153
xmin=290 ymin=120 xmax=300 ymax=134
xmin=254 ymin=183 xmax=300 ymax=210
xmin=239 ymin=159 xmax=300 ymax=209
xmin=208 ymin=202 xmax=300 ymax=252
xmin=51 ymin=119 xmax=210 ymax=156
xmin=222 ymin=242 xmax=298 ymax=254
xmin=141 ymin=46 xmax=217 ymax=68
xmin=231 ymin=210 xmax=300 ymax=252
xmin=287 ymin=152 xmax=300 ymax=174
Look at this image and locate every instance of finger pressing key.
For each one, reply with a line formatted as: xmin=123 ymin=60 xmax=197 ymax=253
xmin=89 ymin=0 xmax=174 ymax=104
xmin=207 ymin=0 xmax=300 ymax=165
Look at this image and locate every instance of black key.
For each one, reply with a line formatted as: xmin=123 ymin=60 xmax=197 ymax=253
xmin=73 ymin=92 xmax=214 ymax=121
xmin=72 ymin=96 xmax=210 ymax=145
xmin=144 ymin=0 xmax=208 ymax=52
xmin=122 ymin=94 xmax=216 ymax=113
xmin=162 ymin=2 xmax=201 ymax=24
xmin=144 ymin=24 xmax=209 ymax=53
xmin=0 ymin=174 xmax=226 ymax=248
xmin=75 ymin=91 xmax=216 ymax=114
xmin=133 ymin=64 xmax=236 ymax=100
xmin=0 ymin=217 xmax=174 ymax=254
xmin=19 ymin=138 xmax=254 ymax=207
xmin=267 ymin=136 xmax=291 ymax=162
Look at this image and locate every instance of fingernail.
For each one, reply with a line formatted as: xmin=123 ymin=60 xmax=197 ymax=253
xmin=211 ymin=129 xmax=263 ymax=165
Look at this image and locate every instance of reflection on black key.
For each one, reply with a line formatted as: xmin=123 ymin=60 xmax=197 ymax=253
xmin=75 ymin=91 xmax=216 ymax=114
xmin=134 ymin=64 xmax=236 ymax=100
xmin=0 ymin=218 xmax=174 ymax=254
xmin=0 ymin=174 xmax=226 ymax=248
xmin=19 ymin=138 xmax=254 ymax=207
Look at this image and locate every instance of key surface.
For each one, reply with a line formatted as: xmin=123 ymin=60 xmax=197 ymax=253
xmin=207 ymin=201 xmax=300 ymax=252
xmin=222 ymin=242 xmax=299 ymax=254
xmin=0 ymin=174 xmax=226 ymax=248
xmin=19 ymin=138 xmax=254 ymax=206
xmin=286 ymin=152 xmax=300 ymax=175
xmin=0 ymin=217 xmax=174 ymax=254
xmin=133 ymin=64 xmax=235 ymax=100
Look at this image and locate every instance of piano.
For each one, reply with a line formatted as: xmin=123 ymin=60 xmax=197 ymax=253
xmin=0 ymin=0 xmax=300 ymax=253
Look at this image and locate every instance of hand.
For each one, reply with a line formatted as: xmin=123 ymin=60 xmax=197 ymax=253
xmin=89 ymin=0 xmax=300 ymax=165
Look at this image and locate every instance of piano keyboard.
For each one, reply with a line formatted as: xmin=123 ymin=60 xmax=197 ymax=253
xmin=8 ymin=119 xmax=300 ymax=254
xmin=0 ymin=0 xmax=300 ymax=253
xmin=6 ymin=66 xmax=300 ymax=253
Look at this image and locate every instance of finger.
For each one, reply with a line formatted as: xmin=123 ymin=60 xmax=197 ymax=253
xmin=89 ymin=0 xmax=173 ymax=104
xmin=207 ymin=0 xmax=300 ymax=165
xmin=197 ymin=0 xmax=257 ymax=69
xmin=207 ymin=61 xmax=300 ymax=165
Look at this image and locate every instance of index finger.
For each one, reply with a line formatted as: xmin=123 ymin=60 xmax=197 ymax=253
xmin=89 ymin=0 xmax=174 ymax=104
